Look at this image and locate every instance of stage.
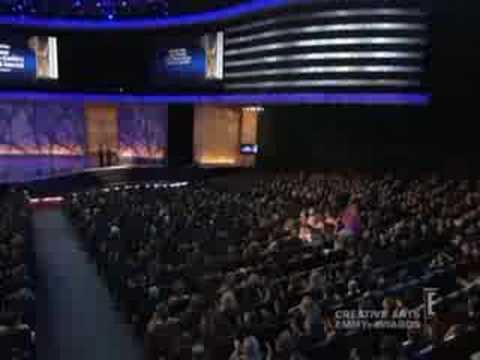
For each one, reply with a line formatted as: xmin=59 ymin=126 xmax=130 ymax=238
xmin=4 ymin=162 xmax=242 ymax=197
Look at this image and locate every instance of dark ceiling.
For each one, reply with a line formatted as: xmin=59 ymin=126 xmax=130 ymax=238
xmin=0 ymin=0 xmax=245 ymax=19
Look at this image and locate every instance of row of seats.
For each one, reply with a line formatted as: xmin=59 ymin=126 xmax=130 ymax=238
xmin=0 ymin=190 xmax=36 ymax=360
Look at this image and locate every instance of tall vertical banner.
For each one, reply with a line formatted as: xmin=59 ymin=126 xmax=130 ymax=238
xmin=203 ymin=32 xmax=224 ymax=80
xmin=84 ymin=103 xmax=118 ymax=158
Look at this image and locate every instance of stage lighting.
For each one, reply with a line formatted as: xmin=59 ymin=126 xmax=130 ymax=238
xmin=146 ymin=0 xmax=168 ymax=17
xmin=72 ymin=0 xmax=83 ymax=10
xmin=92 ymin=0 xmax=117 ymax=19
xmin=243 ymin=106 xmax=264 ymax=112
xmin=94 ymin=0 xmax=105 ymax=17
xmin=71 ymin=0 xmax=85 ymax=16
xmin=116 ymin=0 xmax=131 ymax=16
xmin=11 ymin=1 xmax=26 ymax=13
xmin=27 ymin=2 xmax=36 ymax=13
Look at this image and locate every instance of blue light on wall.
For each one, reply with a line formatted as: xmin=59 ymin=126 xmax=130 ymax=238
xmin=0 ymin=0 xmax=302 ymax=30
xmin=0 ymin=91 xmax=431 ymax=105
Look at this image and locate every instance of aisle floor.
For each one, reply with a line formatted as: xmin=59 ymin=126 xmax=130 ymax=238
xmin=33 ymin=208 xmax=145 ymax=360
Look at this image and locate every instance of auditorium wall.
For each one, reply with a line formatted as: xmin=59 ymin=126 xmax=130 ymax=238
xmin=167 ymin=105 xmax=194 ymax=167
xmin=256 ymin=105 xmax=459 ymax=175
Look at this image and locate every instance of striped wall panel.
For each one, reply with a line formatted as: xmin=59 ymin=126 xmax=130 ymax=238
xmin=223 ymin=3 xmax=431 ymax=91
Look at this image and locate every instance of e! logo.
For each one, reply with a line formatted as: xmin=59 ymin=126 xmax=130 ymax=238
xmin=424 ymin=288 xmax=438 ymax=318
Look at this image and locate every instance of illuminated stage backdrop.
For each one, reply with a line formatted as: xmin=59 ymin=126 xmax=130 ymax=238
xmin=193 ymin=104 xmax=258 ymax=167
xmin=117 ymin=104 xmax=168 ymax=160
xmin=0 ymin=100 xmax=168 ymax=182
xmin=0 ymin=101 xmax=86 ymax=155
xmin=0 ymin=101 xmax=88 ymax=182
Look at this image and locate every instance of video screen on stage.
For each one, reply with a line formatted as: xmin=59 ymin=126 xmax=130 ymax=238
xmin=240 ymin=144 xmax=258 ymax=154
xmin=0 ymin=34 xmax=59 ymax=84
xmin=151 ymin=32 xmax=223 ymax=86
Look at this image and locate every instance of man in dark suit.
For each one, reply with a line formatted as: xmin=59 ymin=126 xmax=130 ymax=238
xmin=98 ymin=145 xmax=105 ymax=167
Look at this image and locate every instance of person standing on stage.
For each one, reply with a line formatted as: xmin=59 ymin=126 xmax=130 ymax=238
xmin=98 ymin=145 xmax=105 ymax=167
xmin=106 ymin=147 xmax=113 ymax=167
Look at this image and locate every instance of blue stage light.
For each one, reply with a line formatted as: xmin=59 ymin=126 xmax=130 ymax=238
xmin=0 ymin=0 xmax=300 ymax=30
xmin=0 ymin=90 xmax=431 ymax=106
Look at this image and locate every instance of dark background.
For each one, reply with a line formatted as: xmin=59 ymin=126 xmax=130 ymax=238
xmin=257 ymin=105 xmax=437 ymax=173
xmin=167 ymin=104 xmax=193 ymax=167
xmin=255 ymin=0 xmax=478 ymax=175
xmin=2 ymin=27 xmax=222 ymax=92
xmin=58 ymin=31 xmax=149 ymax=92
xmin=0 ymin=0 xmax=244 ymax=18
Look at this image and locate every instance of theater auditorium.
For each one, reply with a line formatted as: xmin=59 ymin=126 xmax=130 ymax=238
xmin=1 ymin=0 xmax=479 ymax=359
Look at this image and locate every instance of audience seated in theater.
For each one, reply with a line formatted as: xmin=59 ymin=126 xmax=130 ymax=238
xmin=0 ymin=190 xmax=35 ymax=359
xmin=66 ymin=173 xmax=480 ymax=359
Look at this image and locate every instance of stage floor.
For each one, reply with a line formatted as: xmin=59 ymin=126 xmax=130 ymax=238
xmin=4 ymin=161 xmax=241 ymax=197
xmin=0 ymin=155 xmax=166 ymax=184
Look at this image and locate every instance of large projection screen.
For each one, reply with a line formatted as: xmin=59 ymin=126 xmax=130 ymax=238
xmin=151 ymin=32 xmax=224 ymax=86
xmin=0 ymin=34 xmax=59 ymax=84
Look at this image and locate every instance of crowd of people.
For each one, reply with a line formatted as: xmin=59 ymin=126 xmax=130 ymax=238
xmin=0 ymin=189 xmax=36 ymax=359
xmin=65 ymin=173 xmax=480 ymax=360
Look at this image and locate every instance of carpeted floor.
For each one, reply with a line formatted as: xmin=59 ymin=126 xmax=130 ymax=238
xmin=32 ymin=208 xmax=144 ymax=360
